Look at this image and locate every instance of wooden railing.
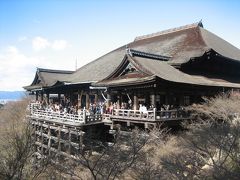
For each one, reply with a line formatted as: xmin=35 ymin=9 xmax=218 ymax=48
xmin=30 ymin=109 xmax=85 ymax=124
xmin=112 ymin=108 xmax=190 ymax=121
xmin=29 ymin=103 xmax=190 ymax=124
xmin=30 ymin=105 xmax=103 ymax=125
xmin=112 ymin=109 xmax=156 ymax=121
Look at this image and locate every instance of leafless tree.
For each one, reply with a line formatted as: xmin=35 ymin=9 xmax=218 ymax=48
xmin=0 ymin=98 xmax=53 ymax=180
xmin=160 ymin=92 xmax=240 ymax=180
xmin=53 ymin=128 xmax=159 ymax=180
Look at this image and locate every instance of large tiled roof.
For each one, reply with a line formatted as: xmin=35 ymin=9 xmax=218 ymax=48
xmin=25 ymin=22 xmax=240 ymax=91
xmin=68 ymin=22 xmax=240 ymax=84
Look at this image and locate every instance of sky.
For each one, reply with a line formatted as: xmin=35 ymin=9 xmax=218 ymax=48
xmin=0 ymin=0 xmax=240 ymax=91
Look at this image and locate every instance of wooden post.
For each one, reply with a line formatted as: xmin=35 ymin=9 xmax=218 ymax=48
xmin=83 ymin=109 xmax=86 ymax=124
xmin=36 ymin=91 xmax=39 ymax=101
xmin=95 ymin=93 xmax=98 ymax=104
xmin=153 ymin=108 xmax=156 ymax=121
xmin=79 ymin=131 xmax=84 ymax=152
xmin=47 ymin=123 xmax=51 ymax=154
xmin=46 ymin=93 xmax=50 ymax=104
xmin=152 ymin=94 xmax=156 ymax=108
xmin=33 ymin=121 xmax=37 ymax=152
xmin=40 ymin=91 xmax=44 ymax=102
xmin=78 ymin=90 xmax=83 ymax=109
xmin=144 ymin=122 xmax=149 ymax=129
xmin=57 ymin=126 xmax=61 ymax=152
xmin=68 ymin=128 xmax=71 ymax=154
xmin=106 ymin=93 xmax=111 ymax=109
xmin=40 ymin=122 xmax=44 ymax=154
xmin=86 ymin=93 xmax=90 ymax=109
xmin=58 ymin=93 xmax=61 ymax=103
xmin=133 ymin=93 xmax=139 ymax=110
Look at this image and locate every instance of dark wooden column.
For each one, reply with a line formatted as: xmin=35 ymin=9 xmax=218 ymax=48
xmin=133 ymin=93 xmax=139 ymax=110
xmin=95 ymin=93 xmax=98 ymax=104
xmin=78 ymin=90 xmax=82 ymax=109
xmin=46 ymin=93 xmax=50 ymax=104
xmin=58 ymin=93 xmax=61 ymax=103
xmin=86 ymin=93 xmax=90 ymax=109
xmin=106 ymin=93 xmax=111 ymax=109
xmin=151 ymin=93 xmax=156 ymax=107
xmin=40 ymin=91 xmax=44 ymax=102
xmin=36 ymin=91 xmax=39 ymax=101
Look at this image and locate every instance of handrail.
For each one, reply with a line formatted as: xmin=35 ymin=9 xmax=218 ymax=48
xmin=30 ymin=109 xmax=85 ymax=124
xmin=112 ymin=108 xmax=189 ymax=121
xmin=112 ymin=109 xmax=156 ymax=121
xmin=30 ymin=106 xmax=103 ymax=125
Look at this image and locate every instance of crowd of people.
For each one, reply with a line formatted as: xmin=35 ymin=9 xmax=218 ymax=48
xmin=31 ymin=99 xmax=181 ymax=116
xmin=31 ymin=100 xmax=80 ymax=115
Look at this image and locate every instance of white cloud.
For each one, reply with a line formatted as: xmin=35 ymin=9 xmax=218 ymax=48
xmin=32 ymin=36 xmax=50 ymax=51
xmin=32 ymin=36 xmax=69 ymax=51
xmin=0 ymin=46 xmax=43 ymax=91
xmin=52 ymin=40 xmax=68 ymax=50
xmin=6 ymin=46 xmax=19 ymax=54
xmin=0 ymin=43 xmax=75 ymax=91
xmin=18 ymin=36 xmax=27 ymax=42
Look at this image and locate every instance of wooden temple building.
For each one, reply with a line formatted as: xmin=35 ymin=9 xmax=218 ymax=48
xmin=24 ymin=22 xmax=240 ymax=156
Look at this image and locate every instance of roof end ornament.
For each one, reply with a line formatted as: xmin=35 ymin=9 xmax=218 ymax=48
xmin=198 ymin=19 xmax=203 ymax=28
xmin=126 ymin=45 xmax=132 ymax=56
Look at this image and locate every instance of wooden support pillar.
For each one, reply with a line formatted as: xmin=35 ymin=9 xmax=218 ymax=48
xmin=144 ymin=122 xmax=149 ymax=129
xmin=58 ymin=93 xmax=61 ymax=103
xmin=79 ymin=131 xmax=84 ymax=152
xmin=36 ymin=91 xmax=39 ymax=101
xmin=165 ymin=92 xmax=169 ymax=105
xmin=106 ymin=93 xmax=111 ymax=109
xmin=40 ymin=122 xmax=44 ymax=154
xmin=40 ymin=91 xmax=44 ymax=102
xmin=68 ymin=128 xmax=71 ymax=154
xmin=78 ymin=90 xmax=83 ymax=109
xmin=57 ymin=126 xmax=61 ymax=152
xmin=83 ymin=109 xmax=86 ymax=124
xmin=46 ymin=93 xmax=50 ymax=104
xmin=180 ymin=94 xmax=184 ymax=106
xmin=86 ymin=93 xmax=90 ymax=109
xmin=117 ymin=96 xmax=121 ymax=109
xmin=33 ymin=121 xmax=37 ymax=152
xmin=133 ymin=93 xmax=139 ymax=110
xmin=47 ymin=123 xmax=51 ymax=154
xmin=151 ymin=93 xmax=156 ymax=107
xmin=95 ymin=93 xmax=98 ymax=104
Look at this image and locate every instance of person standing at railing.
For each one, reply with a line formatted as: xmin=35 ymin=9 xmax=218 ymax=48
xmin=142 ymin=104 xmax=148 ymax=115
xmin=139 ymin=104 xmax=148 ymax=117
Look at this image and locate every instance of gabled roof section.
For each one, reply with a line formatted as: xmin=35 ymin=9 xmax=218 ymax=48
xmin=131 ymin=55 xmax=240 ymax=88
xmin=94 ymin=50 xmax=159 ymax=87
xmin=103 ymin=49 xmax=170 ymax=80
xmin=24 ymin=68 xmax=74 ymax=91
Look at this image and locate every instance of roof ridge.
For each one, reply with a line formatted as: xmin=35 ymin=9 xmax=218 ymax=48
xmin=134 ymin=21 xmax=203 ymax=41
xmin=37 ymin=68 xmax=74 ymax=74
xmin=127 ymin=48 xmax=171 ymax=61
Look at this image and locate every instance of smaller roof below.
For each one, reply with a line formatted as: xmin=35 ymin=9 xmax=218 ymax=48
xmin=24 ymin=68 xmax=74 ymax=91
